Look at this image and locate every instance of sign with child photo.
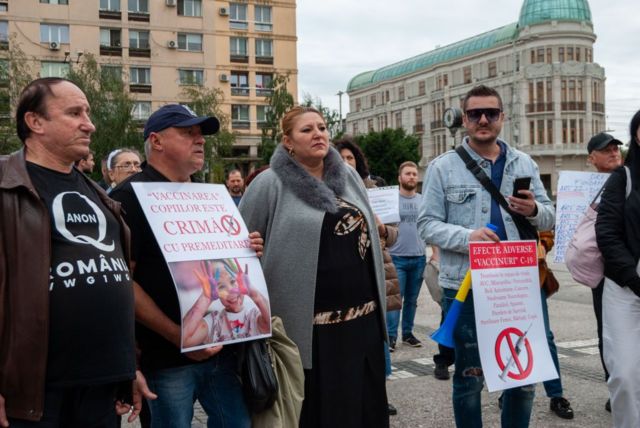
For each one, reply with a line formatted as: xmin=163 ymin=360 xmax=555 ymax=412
xmin=132 ymin=182 xmax=271 ymax=352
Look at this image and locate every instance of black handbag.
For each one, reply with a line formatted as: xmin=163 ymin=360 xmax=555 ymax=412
xmin=237 ymin=339 xmax=279 ymax=413
xmin=455 ymin=146 xmax=538 ymax=241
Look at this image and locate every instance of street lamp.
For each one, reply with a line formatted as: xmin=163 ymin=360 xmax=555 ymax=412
xmin=336 ymin=90 xmax=344 ymax=133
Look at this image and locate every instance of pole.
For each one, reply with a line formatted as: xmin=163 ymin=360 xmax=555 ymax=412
xmin=336 ymin=90 xmax=344 ymax=133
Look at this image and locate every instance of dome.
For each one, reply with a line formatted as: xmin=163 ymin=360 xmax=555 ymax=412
xmin=518 ymin=0 xmax=592 ymax=27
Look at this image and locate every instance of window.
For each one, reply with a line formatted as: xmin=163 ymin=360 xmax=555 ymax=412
xmin=546 ymin=47 xmax=552 ymax=64
xmin=488 ymin=61 xmax=497 ymax=78
xmin=128 ymin=0 xmax=148 ymax=13
xmin=230 ymin=37 xmax=247 ymax=55
xmin=0 ymin=21 xmax=7 ymax=43
xmin=129 ymin=30 xmax=149 ymax=49
xmin=0 ymin=3 xmax=7 ymax=11
xmin=230 ymin=71 xmax=249 ymax=95
xmin=132 ymin=101 xmax=151 ymax=120
xmin=231 ymin=104 xmax=250 ymax=129
xmin=355 ymin=98 xmax=361 ymax=112
xmin=530 ymin=121 xmax=535 ymax=144
xmin=398 ymin=86 xmax=405 ymax=101
xmin=40 ymin=62 xmax=69 ymax=78
xmin=586 ymin=48 xmax=592 ymax=63
xmin=415 ymin=107 xmax=422 ymax=125
xmin=229 ymin=3 xmax=248 ymax=30
xmin=40 ymin=24 xmax=69 ymax=43
xmin=547 ymin=119 xmax=553 ymax=144
xmin=418 ymin=81 xmax=425 ymax=96
xmin=179 ymin=69 xmax=203 ymax=85
xmin=463 ymin=66 xmax=472 ymax=84
xmin=558 ymin=47 xmax=565 ymax=62
xmin=177 ymin=33 xmax=202 ymax=51
xmin=370 ymin=94 xmax=376 ymax=108
xmin=255 ymin=39 xmax=272 ymax=58
xmin=367 ymin=119 xmax=374 ymax=132
xmin=130 ymin=66 xmax=150 ymax=84
xmin=101 ymin=65 xmax=122 ymax=81
xmin=41 ymin=0 xmax=69 ymax=4
xmin=352 ymin=123 xmax=358 ymax=135
xmin=178 ymin=0 xmax=201 ymax=17
xmin=255 ymin=73 xmax=272 ymax=96
xmin=537 ymin=119 xmax=544 ymax=144
xmin=100 ymin=28 xmax=121 ymax=47
xmin=576 ymin=47 xmax=581 ymax=62
xmin=254 ymin=6 xmax=272 ymax=32
xmin=256 ymin=105 xmax=269 ymax=128
xmin=395 ymin=111 xmax=402 ymax=129
xmin=100 ymin=0 xmax=120 ymax=11
xmin=536 ymin=48 xmax=544 ymax=63
xmin=567 ymin=47 xmax=574 ymax=61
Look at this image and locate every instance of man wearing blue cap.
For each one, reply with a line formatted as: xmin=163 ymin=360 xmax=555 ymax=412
xmin=111 ymin=104 xmax=258 ymax=427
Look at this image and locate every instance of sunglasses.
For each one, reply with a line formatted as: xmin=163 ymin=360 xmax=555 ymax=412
xmin=465 ymin=108 xmax=502 ymax=123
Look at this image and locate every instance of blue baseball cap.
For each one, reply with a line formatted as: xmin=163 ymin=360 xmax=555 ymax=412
xmin=143 ymin=104 xmax=220 ymax=140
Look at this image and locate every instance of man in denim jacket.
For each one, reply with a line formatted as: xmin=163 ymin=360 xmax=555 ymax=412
xmin=417 ymin=85 xmax=554 ymax=427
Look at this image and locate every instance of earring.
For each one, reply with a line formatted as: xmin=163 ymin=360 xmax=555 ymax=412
xmin=287 ymin=146 xmax=295 ymax=156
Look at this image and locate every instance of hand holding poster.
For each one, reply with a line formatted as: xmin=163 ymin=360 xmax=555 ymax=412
xmin=367 ymin=186 xmax=400 ymax=224
xmin=470 ymin=241 xmax=558 ymax=392
xmin=132 ymin=182 xmax=271 ymax=352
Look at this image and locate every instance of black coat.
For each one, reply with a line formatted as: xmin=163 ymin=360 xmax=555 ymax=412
xmin=596 ymin=165 xmax=640 ymax=292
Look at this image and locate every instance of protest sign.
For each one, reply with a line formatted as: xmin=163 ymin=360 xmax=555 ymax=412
xmin=367 ymin=186 xmax=400 ymax=224
xmin=554 ymin=171 xmax=609 ymax=263
xmin=132 ymin=182 xmax=271 ymax=352
xmin=470 ymin=240 xmax=558 ymax=392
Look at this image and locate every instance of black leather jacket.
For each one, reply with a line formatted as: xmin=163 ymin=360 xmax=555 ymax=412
xmin=0 ymin=149 xmax=131 ymax=421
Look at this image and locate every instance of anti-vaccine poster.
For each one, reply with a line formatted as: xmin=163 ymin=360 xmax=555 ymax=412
xmin=470 ymin=240 xmax=558 ymax=392
xmin=132 ymin=182 xmax=271 ymax=352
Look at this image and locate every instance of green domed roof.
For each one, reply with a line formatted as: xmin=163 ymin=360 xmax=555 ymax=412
xmin=518 ymin=0 xmax=592 ymax=27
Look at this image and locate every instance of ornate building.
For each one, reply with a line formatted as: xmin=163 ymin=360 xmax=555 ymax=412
xmin=346 ymin=0 xmax=603 ymax=194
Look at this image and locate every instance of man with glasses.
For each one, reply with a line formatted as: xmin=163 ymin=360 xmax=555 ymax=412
xmin=417 ymin=85 xmax=555 ymax=427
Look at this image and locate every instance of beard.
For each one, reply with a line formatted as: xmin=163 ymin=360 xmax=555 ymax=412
xmin=400 ymin=181 xmax=417 ymax=191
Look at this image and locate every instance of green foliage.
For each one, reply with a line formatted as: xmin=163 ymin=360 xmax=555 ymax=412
xmin=66 ymin=53 xmax=141 ymax=178
xmin=181 ymin=85 xmax=235 ymax=183
xmin=259 ymin=73 xmax=294 ymax=164
xmin=0 ymin=35 xmax=36 ymax=154
xmin=301 ymin=93 xmax=343 ymax=139
xmin=355 ymin=128 xmax=421 ymax=185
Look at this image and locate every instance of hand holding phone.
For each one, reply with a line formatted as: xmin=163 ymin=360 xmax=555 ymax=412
xmin=512 ymin=177 xmax=531 ymax=199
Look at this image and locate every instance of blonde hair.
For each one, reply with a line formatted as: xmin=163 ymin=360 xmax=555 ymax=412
xmin=281 ymin=106 xmax=325 ymax=139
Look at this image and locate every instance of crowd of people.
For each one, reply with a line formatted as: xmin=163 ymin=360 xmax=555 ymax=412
xmin=1 ymin=77 xmax=638 ymax=428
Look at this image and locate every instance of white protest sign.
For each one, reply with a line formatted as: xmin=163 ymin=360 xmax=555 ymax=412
xmin=554 ymin=171 xmax=609 ymax=263
xmin=132 ymin=182 xmax=271 ymax=352
xmin=367 ymin=186 xmax=400 ymax=224
xmin=470 ymin=241 xmax=558 ymax=392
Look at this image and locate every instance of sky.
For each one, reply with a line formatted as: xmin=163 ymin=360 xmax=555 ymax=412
xmin=296 ymin=0 xmax=640 ymax=142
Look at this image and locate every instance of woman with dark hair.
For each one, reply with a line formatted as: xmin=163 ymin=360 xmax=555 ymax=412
xmin=334 ymin=137 xmax=386 ymax=187
xmin=596 ymin=110 xmax=640 ymax=428
xmin=240 ymin=107 xmax=389 ymax=427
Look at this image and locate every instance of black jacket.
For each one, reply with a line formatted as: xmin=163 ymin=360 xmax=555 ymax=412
xmin=596 ymin=165 xmax=640 ymax=292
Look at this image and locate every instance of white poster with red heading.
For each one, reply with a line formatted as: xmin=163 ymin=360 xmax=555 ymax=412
xmin=470 ymin=240 xmax=558 ymax=392
xmin=131 ymin=182 xmax=271 ymax=352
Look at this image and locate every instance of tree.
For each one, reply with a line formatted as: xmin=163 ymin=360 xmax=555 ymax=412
xmin=355 ymin=128 xmax=421 ymax=185
xmin=301 ymin=93 xmax=343 ymax=139
xmin=258 ymin=73 xmax=294 ymax=164
xmin=0 ymin=35 xmax=37 ymax=154
xmin=181 ymin=84 xmax=235 ymax=183
xmin=66 ymin=53 xmax=141 ymax=176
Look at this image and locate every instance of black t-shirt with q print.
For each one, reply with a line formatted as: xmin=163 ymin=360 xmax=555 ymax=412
xmin=27 ymin=162 xmax=135 ymax=386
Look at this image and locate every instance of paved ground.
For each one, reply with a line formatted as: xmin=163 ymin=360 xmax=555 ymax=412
xmin=125 ymin=255 xmax=612 ymax=427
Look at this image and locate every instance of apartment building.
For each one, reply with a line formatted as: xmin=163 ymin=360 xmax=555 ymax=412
xmin=0 ymin=0 xmax=298 ymax=168
xmin=346 ymin=0 xmax=603 ymax=194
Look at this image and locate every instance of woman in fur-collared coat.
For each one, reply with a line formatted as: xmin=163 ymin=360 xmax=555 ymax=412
xmin=240 ymin=106 xmax=389 ymax=428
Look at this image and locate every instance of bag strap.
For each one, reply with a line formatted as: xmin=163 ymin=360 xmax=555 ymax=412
xmin=625 ymin=166 xmax=632 ymax=199
xmin=455 ymin=145 xmax=538 ymax=240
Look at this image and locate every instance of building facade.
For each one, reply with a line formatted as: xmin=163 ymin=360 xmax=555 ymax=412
xmin=346 ymin=0 xmax=603 ymax=194
xmin=0 ymin=0 xmax=297 ymax=170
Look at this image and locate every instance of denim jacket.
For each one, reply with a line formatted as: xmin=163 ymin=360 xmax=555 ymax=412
xmin=417 ymin=138 xmax=554 ymax=290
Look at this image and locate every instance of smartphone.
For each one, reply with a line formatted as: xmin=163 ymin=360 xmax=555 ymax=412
xmin=512 ymin=177 xmax=531 ymax=199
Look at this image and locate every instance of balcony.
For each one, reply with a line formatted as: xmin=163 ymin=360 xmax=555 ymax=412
xmin=0 ymin=39 xmax=7 ymax=50
xmin=561 ymin=101 xmax=586 ymax=111
xmin=430 ymin=120 xmax=444 ymax=130
xmin=100 ymin=45 xmax=122 ymax=56
xmin=128 ymin=12 xmax=150 ymax=22
xmin=230 ymin=54 xmax=248 ymax=63
xmin=592 ymin=103 xmax=605 ymax=113
xmin=257 ymin=121 xmax=268 ymax=129
xmin=526 ymin=103 xmax=553 ymax=113
xmin=256 ymin=88 xmax=272 ymax=97
xmin=99 ymin=10 xmax=122 ymax=20
xmin=231 ymin=86 xmax=250 ymax=96
xmin=232 ymin=120 xmax=250 ymax=130
xmin=129 ymin=47 xmax=151 ymax=58
xmin=413 ymin=124 xmax=425 ymax=134
xmin=129 ymin=84 xmax=151 ymax=93
xmin=255 ymin=56 xmax=273 ymax=65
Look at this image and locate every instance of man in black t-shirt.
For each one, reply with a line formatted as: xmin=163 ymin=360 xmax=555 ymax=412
xmin=111 ymin=104 xmax=264 ymax=428
xmin=0 ymin=78 xmax=154 ymax=427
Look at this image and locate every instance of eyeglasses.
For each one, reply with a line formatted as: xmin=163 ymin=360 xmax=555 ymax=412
xmin=115 ymin=162 xmax=142 ymax=171
xmin=465 ymin=108 xmax=502 ymax=123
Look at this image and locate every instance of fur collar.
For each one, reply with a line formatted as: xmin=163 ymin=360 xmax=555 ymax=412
xmin=270 ymin=144 xmax=346 ymax=213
